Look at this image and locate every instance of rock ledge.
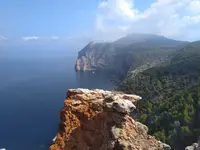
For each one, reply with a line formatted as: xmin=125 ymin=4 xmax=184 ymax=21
xmin=49 ymin=89 xmax=170 ymax=150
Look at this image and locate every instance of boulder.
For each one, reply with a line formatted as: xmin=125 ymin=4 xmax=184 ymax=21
xmin=49 ymin=89 xmax=170 ymax=150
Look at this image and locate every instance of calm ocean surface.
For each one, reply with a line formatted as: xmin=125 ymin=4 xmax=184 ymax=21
xmin=0 ymin=46 xmax=114 ymax=150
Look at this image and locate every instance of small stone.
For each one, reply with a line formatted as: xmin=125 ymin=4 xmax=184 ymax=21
xmin=135 ymin=122 xmax=148 ymax=135
xmin=111 ymin=126 xmax=122 ymax=139
xmin=185 ymin=137 xmax=200 ymax=150
xmin=185 ymin=146 xmax=195 ymax=150
xmin=192 ymin=143 xmax=198 ymax=148
xmin=72 ymin=100 xmax=82 ymax=105
xmin=52 ymin=136 xmax=57 ymax=142
xmin=105 ymin=98 xmax=136 ymax=114
xmin=112 ymin=99 xmax=136 ymax=113
xmin=161 ymin=143 xmax=171 ymax=150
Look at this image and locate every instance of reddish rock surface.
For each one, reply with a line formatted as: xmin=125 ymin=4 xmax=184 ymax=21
xmin=49 ymin=89 xmax=170 ymax=150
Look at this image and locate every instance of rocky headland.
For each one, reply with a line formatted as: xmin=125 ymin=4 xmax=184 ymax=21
xmin=75 ymin=34 xmax=186 ymax=84
xmin=49 ymin=89 xmax=170 ymax=150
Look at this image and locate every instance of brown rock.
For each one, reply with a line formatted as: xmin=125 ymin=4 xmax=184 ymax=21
xmin=49 ymin=89 xmax=170 ymax=150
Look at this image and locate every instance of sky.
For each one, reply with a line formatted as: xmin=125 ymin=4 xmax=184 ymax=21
xmin=0 ymin=0 xmax=200 ymax=44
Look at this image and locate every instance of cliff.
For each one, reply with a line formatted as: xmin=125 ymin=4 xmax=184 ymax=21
xmin=49 ymin=88 xmax=170 ymax=150
xmin=75 ymin=34 xmax=186 ymax=83
xmin=75 ymin=42 xmax=116 ymax=72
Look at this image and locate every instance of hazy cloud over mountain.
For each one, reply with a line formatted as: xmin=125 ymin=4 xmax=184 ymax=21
xmin=1 ymin=0 xmax=200 ymax=43
xmin=94 ymin=0 xmax=200 ymax=41
xmin=21 ymin=36 xmax=60 ymax=41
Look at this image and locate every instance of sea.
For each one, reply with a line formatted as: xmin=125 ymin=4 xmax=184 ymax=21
xmin=0 ymin=45 xmax=114 ymax=150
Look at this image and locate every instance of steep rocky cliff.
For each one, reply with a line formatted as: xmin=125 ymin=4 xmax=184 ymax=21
xmin=75 ymin=42 xmax=116 ymax=72
xmin=75 ymin=34 xmax=186 ymax=82
xmin=49 ymin=88 xmax=170 ymax=150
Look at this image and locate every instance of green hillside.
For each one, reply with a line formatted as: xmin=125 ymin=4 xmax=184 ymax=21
xmin=118 ymin=41 xmax=200 ymax=149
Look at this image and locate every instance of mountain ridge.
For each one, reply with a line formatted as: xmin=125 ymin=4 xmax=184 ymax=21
xmin=118 ymin=41 xmax=200 ymax=149
xmin=75 ymin=33 xmax=187 ymax=83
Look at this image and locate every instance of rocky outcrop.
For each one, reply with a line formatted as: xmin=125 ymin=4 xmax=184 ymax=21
xmin=185 ymin=137 xmax=200 ymax=150
xmin=75 ymin=34 xmax=186 ymax=86
xmin=49 ymin=88 xmax=170 ymax=150
xmin=75 ymin=56 xmax=91 ymax=71
xmin=75 ymin=42 xmax=116 ymax=72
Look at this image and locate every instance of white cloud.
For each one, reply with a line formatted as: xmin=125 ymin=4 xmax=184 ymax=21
xmin=188 ymin=0 xmax=200 ymax=14
xmin=22 ymin=36 xmax=41 ymax=41
xmin=66 ymin=36 xmax=74 ymax=39
xmin=0 ymin=36 xmax=8 ymax=41
xmin=99 ymin=1 xmax=107 ymax=8
xmin=22 ymin=36 xmax=60 ymax=41
xmin=118 ymin=25 xmax=130 ymax=31
xmin=50 ymin=36 xmax=59 ymax=40
xmin=95 ymin=0 xmax=200 ymax=41
xmin=98 ymin=0 xmax=139 ymax=21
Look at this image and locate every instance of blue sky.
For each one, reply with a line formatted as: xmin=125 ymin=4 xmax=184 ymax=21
xmin=0 ymin=0 xmax=99 ymax=37
xmin=1 ymin=0 xmax=200 ymax=43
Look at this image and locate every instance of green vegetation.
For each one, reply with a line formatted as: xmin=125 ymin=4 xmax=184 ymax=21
xmin=118 ymin=41 xmax=200 ymax=149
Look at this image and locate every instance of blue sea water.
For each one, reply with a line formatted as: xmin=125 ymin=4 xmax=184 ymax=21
xmin=0 ymin=46 xmax=114 ymax=150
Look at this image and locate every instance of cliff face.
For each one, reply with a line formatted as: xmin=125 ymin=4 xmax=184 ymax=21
xmin=49 ymin=88 xmax=170 ymax=150
xmin=75 ymin=42 xmax=116 ymax=72
xmin=75 ymin=34 xmax=186 ymax=83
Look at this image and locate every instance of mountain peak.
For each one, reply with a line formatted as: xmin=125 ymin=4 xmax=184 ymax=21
xmin=75 ymin=33 xmax=185 ymax=72
xmin=114 ymin=33 xmax=183 ymax=46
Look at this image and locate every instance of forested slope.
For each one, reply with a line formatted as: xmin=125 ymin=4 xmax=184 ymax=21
xmin=118 ymin=41 xmax=200 ymax=149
